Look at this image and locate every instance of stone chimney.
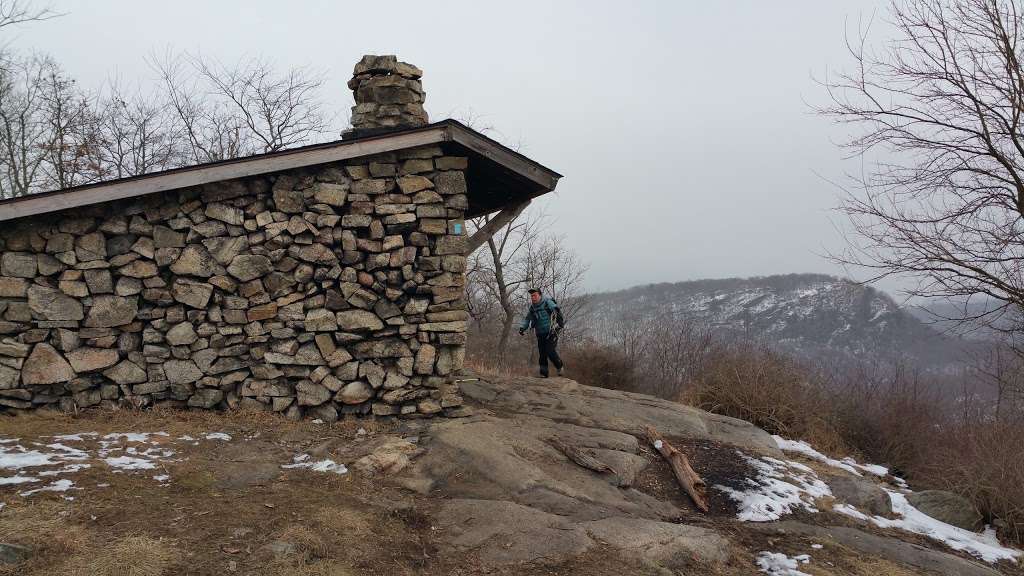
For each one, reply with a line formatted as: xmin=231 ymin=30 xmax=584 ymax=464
xmin=342 ymin=55 xmax=428 ymax=139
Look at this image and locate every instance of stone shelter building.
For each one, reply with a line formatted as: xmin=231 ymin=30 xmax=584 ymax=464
xmin=0 ymin=55 xmax=560 ymax=420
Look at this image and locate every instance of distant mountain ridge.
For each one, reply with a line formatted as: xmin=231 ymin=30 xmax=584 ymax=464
xmin=585 ymin=273 xmax=969 ymax=366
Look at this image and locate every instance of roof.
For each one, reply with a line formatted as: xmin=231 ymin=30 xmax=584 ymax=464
xmin=0 ymin=119 xmax=562 ymax=222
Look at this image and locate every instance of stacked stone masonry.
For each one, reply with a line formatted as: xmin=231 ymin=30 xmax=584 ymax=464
xmin=345 ymin=55 xmax=429 ymax=137
xmin=0 ymin=145 xmax=470 ymax=420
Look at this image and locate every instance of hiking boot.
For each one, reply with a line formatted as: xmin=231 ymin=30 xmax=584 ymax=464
xmin=539 ymin=370 xmax=549 ymax=378
xmin=556 ymin=366 xmax=563 ymax=376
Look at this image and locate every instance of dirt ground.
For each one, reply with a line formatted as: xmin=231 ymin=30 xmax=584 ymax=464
xmin=0 ymin=389 xmax=1019 ymax=575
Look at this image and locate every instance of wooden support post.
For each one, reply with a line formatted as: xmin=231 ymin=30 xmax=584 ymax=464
xmin=465 ymin=200 xmax=531 ymax=254
xmin=645 ymin=426 xmax=709 ymax=513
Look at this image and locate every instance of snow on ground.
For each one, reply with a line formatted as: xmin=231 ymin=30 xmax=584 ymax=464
xmin=762 ymin=434 xmax=1022 ymax=564
xmin=756 ymin=551 xmax=812 ymax=576
xmin=715 ymin=451 xmax=831 ymax=521
xmin=834 ymin=492 xmax=1021 ymax=563
xmin=772 ymin=435 xmax=889 ymax=478
xmin=0 ymin=430 xmax=243 ymax=497
xmin=281 ymin=454 xmax=348 ymax=475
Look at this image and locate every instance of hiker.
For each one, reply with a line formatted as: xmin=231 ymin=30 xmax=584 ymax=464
xmin=518 ymin=288 xmax=565 ymax=377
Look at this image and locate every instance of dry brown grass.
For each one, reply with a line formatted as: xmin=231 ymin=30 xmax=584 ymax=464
xmin=62 ymin=535 xmax=179 ymax=576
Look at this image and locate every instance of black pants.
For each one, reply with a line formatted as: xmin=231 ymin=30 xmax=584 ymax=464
xmin=536 ymin=332 xmax=563 ymax=376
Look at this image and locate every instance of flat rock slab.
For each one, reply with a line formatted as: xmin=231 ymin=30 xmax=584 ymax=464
xmin=408 ymin=416 xmax=676 ymax=522
xmin=458 ymin=374 xmax=780 ymax=456
xmin=436 ymin=498 xmax=731 ymax=567
xmin=751 ymin=521 xmax=1003 ymax=576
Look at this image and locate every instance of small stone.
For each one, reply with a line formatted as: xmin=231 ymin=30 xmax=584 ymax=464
xmin=205 ymin=203 xmax=244 ymax=225
xmin=21 ymin=344 xmax=76 ymax=385
xmin=165 ymin=359 xmax=203 ymax=384
xmin=75 ymin=232 xmax=106 ymax=261
xmin=336 ymin=310 xmax=383 ymax=332
xmin=396 ymin=175 xmax=433 ymax=194
xmin=305 ymin=309 xmax=337 ymax=332
xmin=28 ymin=285 xmax=84 ymax=321
xmin=273 ymin=186 xmax=304 ymax=213
xmin=336 ymin=380 xmax=373 ymax=404
xmin=227 ymin=255 xmax=273 ymax=282
xmin=188 ymin=388 xmax=224 ymax=408
xmin=65 ymin=347 xmax=120 ymax=373
xmin=166 ymin=323 xmax=198 ymax=346
xmin=172 ymin=279 xmax=214 ymax=309
xmin=171 ymin=245 xmax=217 ymax=278
xmin=414 ymin=344 xmax=436 ymax=375
xmin=296 ymin=381 xmax=331 ymax=406
xmin=0 ymin=252 xmax=36 ymax=278
xmin=119 ymin=259 xmax=158 ymax=278
xmin=0 ymin=277 xmax=28 ymax=298
xmin=84 ymin=295 xmax=138 ymax=328
xmin=103 ymin=360 xmax=148 ymax=385
xmin=313 ymin=182 xmax=348 ymax=207
xmin=153 ymin=226 xmax=186 ymax=248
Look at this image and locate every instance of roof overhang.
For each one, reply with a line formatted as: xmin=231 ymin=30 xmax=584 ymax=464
xmin=0 ymin=119 xmax=561 ymax=222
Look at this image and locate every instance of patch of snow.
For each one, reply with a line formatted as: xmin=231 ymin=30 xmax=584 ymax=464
xmin=178 ymin=435 xmax=195 ymax=441
xmin=153 ymin=474 xmax=169 ymax=482
xmin=834 ymin=492 xmax=1021 ymax=564
xmin=20 ymin=478 xmax=75 ymax=496
xmin=773 ymin=435 xmax=889 ymax=477
xmin=715 ymin=452 xmax=831 ymax=522
xmin=756 ymin=551 xmax=812 ymax=576
xmin=810 ymin=544 xmax=823 ymax=550
xmin=38 ymin=463 xmax=91 ymax=476
xmin=653 ymin=440 xmax=663 ymax=450
xmin=0 ymin=475 xmax=38 ymax=485
xmin=281 ymin=454 xmax=347 ymax=475
xmin=204 ymin=432 xmax=231 ymax=441
xmin=311 ymin=419 xmax=324 ymax=424
xmin=104 ymin=456 xmax=157 ymax=470
xmin=51 ymin=433 xmax=96 ymax=442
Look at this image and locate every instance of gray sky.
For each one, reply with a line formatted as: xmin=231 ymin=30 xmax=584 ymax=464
xmin=8 ymin=0 xmax=894 ymax=293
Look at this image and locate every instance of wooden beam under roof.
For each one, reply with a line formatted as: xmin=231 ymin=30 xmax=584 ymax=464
xmin=465 ymin=200 xmax=531 ymax=254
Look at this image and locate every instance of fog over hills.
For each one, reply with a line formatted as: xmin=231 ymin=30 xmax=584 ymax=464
xmin=584 ymin=273 xmax=975 ymax=367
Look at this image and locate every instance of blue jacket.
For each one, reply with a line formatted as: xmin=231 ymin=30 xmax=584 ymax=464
xmin=520 ymin=297 xmax=560 ymax=335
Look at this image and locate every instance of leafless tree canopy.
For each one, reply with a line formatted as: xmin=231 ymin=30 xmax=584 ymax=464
xmin=466 ymin=209 xmax=589 ymax=358
xmin=824 ymin=0 xmax=1024 ymax=336
xmin=0 ymin=0 xmax=58 ymax=29
xmin=0 ymin=47 xmax=332 ymax=199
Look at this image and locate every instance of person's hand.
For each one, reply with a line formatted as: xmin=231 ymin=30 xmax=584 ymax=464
xmin=518 ymin=328 xmax=525 ymax=335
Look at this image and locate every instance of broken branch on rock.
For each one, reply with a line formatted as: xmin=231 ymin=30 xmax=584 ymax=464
xmin=644 ymin=426 xmax=709 ymax=513
xmin=549 ymin=437 xmax=616 ymax=475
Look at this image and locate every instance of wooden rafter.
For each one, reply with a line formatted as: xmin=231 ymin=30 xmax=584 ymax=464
xmin=464 ymin=200 xmax=530 ymax=254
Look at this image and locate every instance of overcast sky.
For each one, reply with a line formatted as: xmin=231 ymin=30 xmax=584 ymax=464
xmin=6 ymin=0 xmax=896 ymax=293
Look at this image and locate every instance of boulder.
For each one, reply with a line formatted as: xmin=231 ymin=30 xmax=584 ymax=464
xmin=227 ymin=255 xmax=273 ymax=282
xmin=21 ymin=344 xmax=75 ymax=385
xmin=27 ymin=285 xmax=84 ymax=321
xmin=828 ymin=475 xmax=893 ymax=517
xmin=84 ymin=295 xmax=138 ymax=328
xmin=65 ymin=347 xmax=119 ymax=373
xmin=906 ymin=490 xmax=984 ymax=532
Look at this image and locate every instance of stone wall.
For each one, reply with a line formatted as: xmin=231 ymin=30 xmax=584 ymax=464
xmin=0 ymin=145 xmax=469 ymax=420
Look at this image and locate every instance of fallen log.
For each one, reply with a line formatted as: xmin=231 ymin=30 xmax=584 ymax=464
xmin=644 ymin=426 xmax=709 ymax=513
xmin=550 ymin=437 xmax=616 ymax=475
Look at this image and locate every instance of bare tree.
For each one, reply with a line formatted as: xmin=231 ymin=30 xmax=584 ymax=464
xmin=0 ymin=51 xmax=55 ymax=197
xmin=92 ymin=80 xmax=179 ymax=179
xmin=151 ymin=52 xmax=330 ymax=163
xmin=823 ymin=0 xmax=1024 ymax=337
xmin=0 ymin=0 xmax=58 ymax=30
